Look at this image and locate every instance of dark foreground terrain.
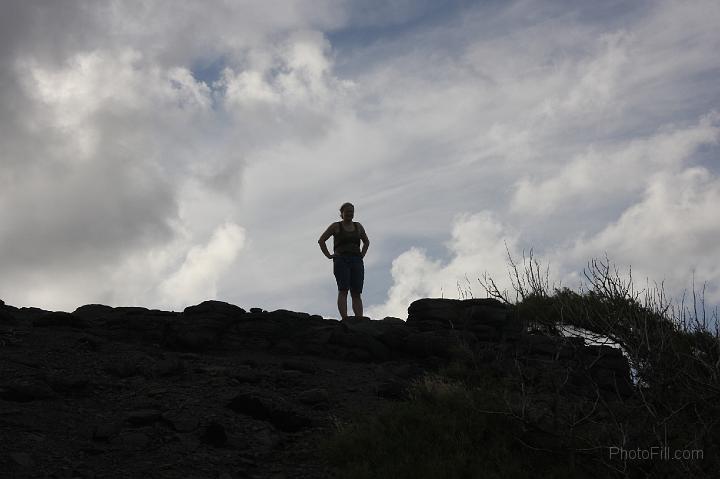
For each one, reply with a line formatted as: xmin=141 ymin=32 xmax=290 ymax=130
xmin=0 ymin=298 xmax=636 ymax=478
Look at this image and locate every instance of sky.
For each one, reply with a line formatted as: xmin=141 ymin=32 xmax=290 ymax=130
xmin=1 ymin=0 xmax=719 ymax=321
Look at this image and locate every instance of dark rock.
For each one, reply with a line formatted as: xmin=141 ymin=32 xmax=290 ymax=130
xmin=46 ymin=373 xmax=91 ymax=394
xmin=162 ymin=412 xmax=199 ymax=432
xmin=73 ymin=304 xmax=115 ymax=318
xmin=180 ymin=352 xmax=201 ymax=360
xmin=343 ymin=348 xmax=372 ymax=361
xmin=18 ymin=306 xmax=51 ymax=321
xmin=146 ymin=387 xmax=169 ymax=397
xmin=522 ymin=335 xmax=578 ymax=359
xmin=403 ymin=330 xmax=464 ymax=359
xmin=74 ymin=334 xmax=104 ymax=351
xmin=276 ymin=369 xmax=304 ymax=385
xmin=297 ymin=388 xmax=330 ymax=405
xmin=388 ymin=363 xmax=425 ymax=380
xmin=502 ymin=314 xmax=524 ymax=340
xmin=80 ymin=444 xmax=107 ymax=456
xmin=169 ymin=329 xmax=219 ymax=351
xmin=584 ymin=344 xmax=624 ymax=357
xmin=9 ymin=452 xmax=35 ymax=468
xmin=0 ymin=296 xmax=640 ymax=477
xmin=227 ymin=392 xmax=313 ymax=432
xmin=104 ymin=355 xmax=142 ymax=378
xmin=92 ymin=422 xmax=121 ymax=442
xmin=254 ymin=425 xmax=282 ymax=452
xmin=115 ymin=306 xmax=151 ymax=315
xmin=585 ymin=368 xmax=633 ymax=398
xmin=0 ymin=378 xmax=56 ymax=402
xmin=466 ymin=324 xmax=497 ymax=341
xmin=376 ymin=378 xmax=409 ymax=400
xmin=381 ymin=316 xmax=405 ymax=323
xmin=184 ymin=300 xmax=246 ymax=317
xmin=0 ymin=302 xmax=19 ymax=324
xmin=118 ymin=431 xmax=150 ymax=449
xmin=297 ymin=326 xmax=335 ymax=355
xmin=150 ymin=356 xmax=185 ymax=377
xmin=200 ymin=420 xmax=228 ymax=447
xmin=464 ymin=302 xmax=509 ymax=331
xmin=272 ymin=309 xmax=312 ymax=320
xmin=328 ymin=327 xmax=391 ymax=361
xmin=581 ymin=345 xmax=633 ymax=397
xmin=341 ymin=317 xmax=409 ymax=348
xmin=281 ymin=360 xmax=318 ymax=374
xmin=273 ymin=338 xmax=300 ymax=354
xmin=408 ymin=296 xmax=502 ymax=319
xmin=407 ymin=298 xmax=520 ymax=343
xmin=33 ymin=311 xmax=89 ymax=329
xmin=0 ymin=312 xmax=13 ymax=325
xmin=102 ymin=312 xmax=171 ymax=343
xmin=196 ymin=365 xmax=231 ymax=376
xmin=163 ymin=315 xmax=232 ymax=351
xmin=125 ymin=409 xmax=162 ymax=427
xmin=408 ymin=298 xmax=465 ymax=327
xmin=232 ymin=367 xmax=262 ymax=383
xmin=591 ymin=355 xmax=631 ymax=372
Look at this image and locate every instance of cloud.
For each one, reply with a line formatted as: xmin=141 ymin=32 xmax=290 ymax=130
xmin=0 ymin=46 xmax=213 ymax=275
xmin=367 ymin=212 xmax=523 ymax=319
xmin=159 ymin=222 xmax=246 ymax=308
xmin=563 ymin=167 xmax=720 ymax=305
xmin=0 ymin=1 xmax=350 ymax=311
xmin=511 ymin=113 xmax=720 ymax=216
xmin=365 ymin=247 xmax=443 ymax=319
xmin=1 ymin=0 xmax=719 ymax=323
xmin=371 ymin=164 xmax=720 ymax=320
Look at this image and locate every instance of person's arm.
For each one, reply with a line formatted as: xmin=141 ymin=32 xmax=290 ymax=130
xmin=358 ymin=223 xmax=370 ymax=258
xmin=318 ymin=223 xmax=337 ymax=259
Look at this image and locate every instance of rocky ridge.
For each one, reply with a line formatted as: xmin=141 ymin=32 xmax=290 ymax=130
xmin=0 ymin=298 xmax=633 ymax=478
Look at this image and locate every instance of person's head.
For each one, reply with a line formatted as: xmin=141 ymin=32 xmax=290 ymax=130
xmin=339 ymin=202 xmax=354 ymax=220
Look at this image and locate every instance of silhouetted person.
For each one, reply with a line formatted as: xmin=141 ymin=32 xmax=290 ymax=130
xmin=318 ymin=202 xmax=370 ymax=320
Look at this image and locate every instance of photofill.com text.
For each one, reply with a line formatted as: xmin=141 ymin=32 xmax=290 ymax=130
xmin=609 ymin=446 xmax=703 ymax=461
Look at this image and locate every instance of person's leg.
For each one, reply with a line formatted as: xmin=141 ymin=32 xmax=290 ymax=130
xmin=350 ymin=291 xmax=363 ymax=318
xmin=349 ymin=256 xmax=365 ymax=318
xmin=337 ymin=290 xmax=349 ymax=319
xmin=333 ymin=256 xmax=351 ymax=320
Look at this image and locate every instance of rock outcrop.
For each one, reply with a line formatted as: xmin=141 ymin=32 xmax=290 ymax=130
xmin=0 ymin=297 xmax=633 ymax=478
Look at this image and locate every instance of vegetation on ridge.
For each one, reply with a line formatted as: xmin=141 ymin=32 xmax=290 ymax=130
xmin=320 ymin=255 xmax=720 ymax=478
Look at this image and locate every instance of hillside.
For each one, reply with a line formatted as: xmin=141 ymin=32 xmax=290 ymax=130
xmin=0 ymin=296 xmax=713 ymax=478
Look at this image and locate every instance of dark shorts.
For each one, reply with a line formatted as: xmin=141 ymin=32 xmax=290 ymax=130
xmin=333 ymin=255 xmax=364 ymax=293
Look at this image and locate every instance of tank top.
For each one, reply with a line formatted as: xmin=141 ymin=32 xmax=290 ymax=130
xmin=333 ymin=221 xmax=362 ymax=256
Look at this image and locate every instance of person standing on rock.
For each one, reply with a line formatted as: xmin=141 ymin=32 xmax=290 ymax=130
xmin=318 ymin=202 xmax=369 ymax=320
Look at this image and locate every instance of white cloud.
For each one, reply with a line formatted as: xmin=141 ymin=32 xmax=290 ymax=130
xmin=563 ymin=167 xmax=720 ymax=305
xmin=511 ymin=113 xmax=720 ymax=216
xmin=18 ymin=49 xmax=214 ymax=165
xmin=0 ymin=2 xmax=349 ymax=312
xmin=540 ymin=32 xmax=629 ymax=116
xmin=220 ymin=29 xmax=354 ymax=135
xmin=366 ymin=247 xmax=443 ymax=319
xmin=1 ymin=0 xmax=719 ymax=323
xmin=159 ymin=222 xmax=246 ymax=308
xmin=367 ymin=212 xmax=524 ymax=319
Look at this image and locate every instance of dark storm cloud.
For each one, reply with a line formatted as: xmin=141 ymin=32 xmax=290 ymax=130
xmin=0 ymin=154 xmax=177 ymax=272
